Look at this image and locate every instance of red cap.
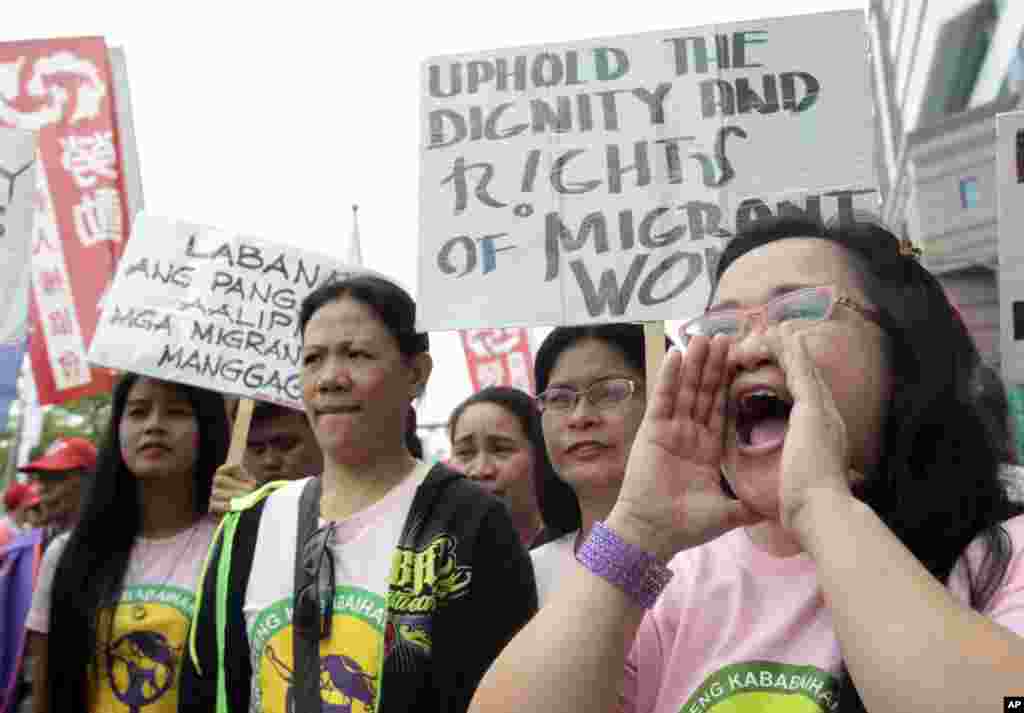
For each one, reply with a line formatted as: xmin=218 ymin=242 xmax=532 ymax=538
xmin=18 ymin=437 xmax=97 ymax=475
xmin=3 ymin=482 xmax=41 ymax=511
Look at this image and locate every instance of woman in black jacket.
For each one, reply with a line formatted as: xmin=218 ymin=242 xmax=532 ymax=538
xmin=181 ymin=275 xmax=537 ymax=713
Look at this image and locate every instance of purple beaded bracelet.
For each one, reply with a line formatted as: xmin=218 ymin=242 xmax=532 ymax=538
xmin=576 ymin=521 xmax=673 ymax=610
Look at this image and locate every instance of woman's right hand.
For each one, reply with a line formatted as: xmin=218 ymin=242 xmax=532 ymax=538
xmin=607 ymin=335 xmax=762 ymax=561
xmin=208 ymin=464 xmax=260 ymax=515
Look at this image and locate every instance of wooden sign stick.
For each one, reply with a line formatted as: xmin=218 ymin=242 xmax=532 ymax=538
xmin=643 ymin=321 xmax=666 ymax=400
xmin=226 ymin=397 xmax=254 ymax=466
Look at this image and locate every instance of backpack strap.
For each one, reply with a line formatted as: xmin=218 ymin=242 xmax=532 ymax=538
xmin=292 ymin=476 xmax=323 ymax=713
xmin=188 ymin=479 xmax=290 ymax=713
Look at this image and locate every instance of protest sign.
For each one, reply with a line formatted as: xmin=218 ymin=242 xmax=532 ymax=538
xmin=0 ymin=37 xmax=141 ymax=405
xmin=997 ymin=111 xmax=1024 ymax=385
xmin=0 ymin=127 xmax=37 ymax=426
xmin=460 ymin=328 xmax=535 ymax=392
xmin=88 ymin=214 xmax=377 ymax=409
xmin=418 ymin=9 xmax=878 ymax=331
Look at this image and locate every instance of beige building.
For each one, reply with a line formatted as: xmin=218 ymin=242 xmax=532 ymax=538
xmin=869 ymin=0 xmax=1024 ymax=366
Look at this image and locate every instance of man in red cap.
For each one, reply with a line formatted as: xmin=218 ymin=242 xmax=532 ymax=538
xmin=1 ymin=481 xmax=42 ymax=534
xmin=17 ymin=437 xmax=96 ymax=539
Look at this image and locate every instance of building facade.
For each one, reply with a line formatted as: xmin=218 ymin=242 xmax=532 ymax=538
xmin=869 ymin=0 xmax=1024 ymax=368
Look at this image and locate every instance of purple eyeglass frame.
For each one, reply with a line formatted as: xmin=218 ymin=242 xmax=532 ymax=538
xmin=678 ymin=285 xmax=884 ymax=343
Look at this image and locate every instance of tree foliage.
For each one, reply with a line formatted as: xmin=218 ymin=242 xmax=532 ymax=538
xmin=0 ymin=392 xmax=112 ymax=479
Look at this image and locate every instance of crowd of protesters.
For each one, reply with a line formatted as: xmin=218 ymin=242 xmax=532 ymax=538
xmin=1 ymin=217 xmax=1023 ymax=712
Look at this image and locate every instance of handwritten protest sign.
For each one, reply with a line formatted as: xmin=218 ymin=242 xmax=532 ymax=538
xmin=88 ymin=214 xmax=376 ymax=409
xmin=418 ymin=9 xmax=878 ymax=330
xmin=997 ymin=111 xmax=1024 ymax=385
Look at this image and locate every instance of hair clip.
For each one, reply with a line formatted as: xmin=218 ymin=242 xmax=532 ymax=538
xmin=898 ymin=237 xmax=922 ymax=260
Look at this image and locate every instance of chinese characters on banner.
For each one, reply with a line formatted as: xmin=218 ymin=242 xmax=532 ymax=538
xmin=0 ymin=37 xmax=134 ymax=404
xmin=460 ymin=328 xmax=535 ymax=394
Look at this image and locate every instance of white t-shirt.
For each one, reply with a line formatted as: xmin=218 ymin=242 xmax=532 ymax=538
xmin=26 ymin=516 xmax=218 ymax=713
xmin=244 ymin=466 xmax=428 ymax=713
xmin=530 ymin=530 xmax=577 ymax=607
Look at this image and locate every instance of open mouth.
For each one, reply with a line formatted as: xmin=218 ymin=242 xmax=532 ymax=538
xmin=734 ymin=389 xmax=792 ymax=449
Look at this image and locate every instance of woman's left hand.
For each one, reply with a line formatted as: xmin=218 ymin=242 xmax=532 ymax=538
xmin=732 ymin=324 xmax=855 ymax=535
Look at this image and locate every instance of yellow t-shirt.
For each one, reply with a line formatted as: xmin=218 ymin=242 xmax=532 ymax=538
xmin=244 ymin=470 xmax=429 ymax=713
xmin=27 ymin=518 xmax=218 ymax=713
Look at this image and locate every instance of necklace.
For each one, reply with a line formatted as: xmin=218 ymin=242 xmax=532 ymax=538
xmin=130 ymin=522 xmax=202 ymax=622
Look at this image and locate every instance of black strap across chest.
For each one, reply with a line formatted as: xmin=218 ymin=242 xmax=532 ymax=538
xmin=292 ymin=476 xmax=323 ymax=712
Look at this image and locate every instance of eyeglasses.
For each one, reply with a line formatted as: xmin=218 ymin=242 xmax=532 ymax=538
xmin=679 ymin=285 xmax=884 ymax=344
xmin=535 ymin=377 xmax=640 ymax=414
xmin=294 ymin=522 xmax=336 ymax=641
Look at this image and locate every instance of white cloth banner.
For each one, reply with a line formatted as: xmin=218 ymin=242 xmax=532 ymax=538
xmin=0 ymin=127 xmax=37 ymax=347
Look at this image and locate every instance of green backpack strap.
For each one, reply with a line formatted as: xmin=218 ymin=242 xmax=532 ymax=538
xmin=187 ymin=480 xmax=291 ymax=713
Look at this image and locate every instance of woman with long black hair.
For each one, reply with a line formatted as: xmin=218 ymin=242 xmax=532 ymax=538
xmin=25 ymin=374 xmax=229 ymax=713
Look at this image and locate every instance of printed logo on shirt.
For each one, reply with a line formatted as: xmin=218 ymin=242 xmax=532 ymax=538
xmin=387 ymin=533 xmax=471 ymax=617
xmin=249 ymin=585 xmax=386 ymax=713
xmin=91 ymin=585 xmax=196 ymax=713
xmin=679 ymin=662 xmax=840 ymax=713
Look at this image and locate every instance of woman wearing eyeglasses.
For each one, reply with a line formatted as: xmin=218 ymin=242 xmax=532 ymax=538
xmin=470 ymin=216 xmax=1024 ymax=713
xmin=181 ymin=275 xmax=536 ymax=713
xmin=529 ymin=324 xmax=654 ymax=605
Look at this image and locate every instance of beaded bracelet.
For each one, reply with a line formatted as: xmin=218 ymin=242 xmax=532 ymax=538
xmin=576 ymin=520 xmax=673 ymax=610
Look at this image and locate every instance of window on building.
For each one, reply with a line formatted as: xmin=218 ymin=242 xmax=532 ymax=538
xmin=916 ymin=1 xmax=1002 ymax=128
xmin=960 ymin=177 xmax=979 ymax=209
xmin=944 ymin=1 xmax=1001 ymax=114
xmin=969 ymin=0 xmax=1023 ymax=107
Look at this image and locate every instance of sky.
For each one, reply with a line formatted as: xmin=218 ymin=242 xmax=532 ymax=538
xmin=3 ymin=0 xmax=865 ymax=455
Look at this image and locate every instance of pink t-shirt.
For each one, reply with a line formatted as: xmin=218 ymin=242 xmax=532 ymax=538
xmin=623 ymin=514 xmax=1024 ymax=713
xmin=26 ymin=517 xmax=217 ymax=713
xmin=27 ymin=516 xmax=218 ymax=633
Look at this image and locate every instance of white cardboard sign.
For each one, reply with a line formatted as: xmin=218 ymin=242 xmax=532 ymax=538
xmin=88 ymin=213 xmax=377 ymax=408
xmin=418 ymin=9 xmax=878 ymax=330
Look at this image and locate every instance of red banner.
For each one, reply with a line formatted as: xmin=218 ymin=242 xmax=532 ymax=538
xmin=460 ymin=328 xmax=535 ymax=394
xmin=0 ymin=37 xmax=131 ymax=404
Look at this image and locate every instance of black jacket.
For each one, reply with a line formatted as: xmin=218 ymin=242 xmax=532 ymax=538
xmin=179 ymin=463 xmax=537 ymax=712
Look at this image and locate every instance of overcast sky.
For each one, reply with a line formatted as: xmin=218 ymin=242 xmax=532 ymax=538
xmin=5 ymin=0 xmax=865 ymax=454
